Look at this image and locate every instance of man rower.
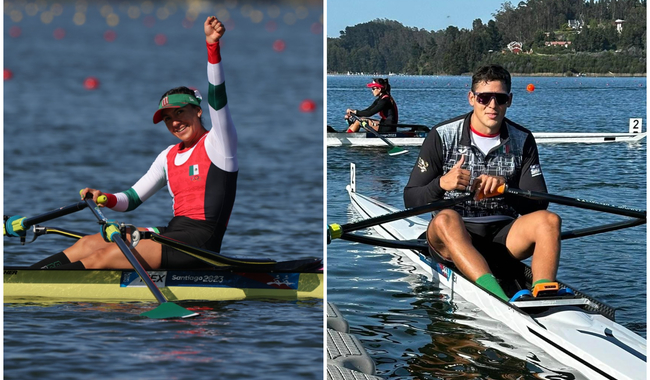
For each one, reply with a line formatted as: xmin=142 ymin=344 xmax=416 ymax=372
xmin=403 ymin=64 xmax=561 ymax=302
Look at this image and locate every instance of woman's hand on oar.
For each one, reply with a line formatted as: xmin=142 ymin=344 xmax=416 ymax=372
xmin=80 ymin=188 xmax=108 ymax=207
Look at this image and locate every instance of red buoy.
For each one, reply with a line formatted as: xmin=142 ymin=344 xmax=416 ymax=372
xmin=154 ymin=34 xmax=167 ymax=46
xmin=53 ymin=28 xmax=66 ymax=40
xmin=266 ymin=20 xmax=277 ymax=32
xmin=526 ymin=84 xmax=535 ymax=92
xmin=4 ymin=69 xmax=14 ymax=81
xmin=273 ymin=39 xmax=286 ymax=52
xmin=104 ymin=30 xmax=117 ymax=42
xmin=310 ymin=22 xmax=322 ymax=34
xmin=84 ymin=77 xmax=100 ymax=90
xmin=299 ymin=99 xmax=316 ymax=113
xmin=9 ymin=26 xmax=21 ymax=38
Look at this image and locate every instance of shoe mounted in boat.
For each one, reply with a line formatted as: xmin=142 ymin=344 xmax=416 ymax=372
xmin=509 ymin=289 xmax=533 ymax=302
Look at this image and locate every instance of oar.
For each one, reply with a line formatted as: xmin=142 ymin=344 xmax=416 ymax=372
xmin=561 ymin=218 xmax=646 ymax=240
xmin=488 ymin=185 xmax=646 ymax=219
xmin=347 ymin=115 xmax=407 ymax=156
xmin=147 ymin=232 xmax=277 ymax=268
xmin=83 ymin=196 xmax=198 ymax=319
xmin=4 ymin=201 xmax=89 ymax=240
xmin=328 ymin=194 xmax=473 ymax=243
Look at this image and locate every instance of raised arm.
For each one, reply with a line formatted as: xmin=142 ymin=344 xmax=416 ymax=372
xmin=204 ymin=16 xmax=238 ymax=173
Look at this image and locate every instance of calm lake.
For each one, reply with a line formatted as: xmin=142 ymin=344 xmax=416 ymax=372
xmin=4 ymin=2 xmax=324 ymax=379
xmin=327 ymin=74 xmax=646 ymax=379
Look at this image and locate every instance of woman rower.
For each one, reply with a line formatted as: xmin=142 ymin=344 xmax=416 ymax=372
xmin=345 ymin=78 xmax=399 ymax=133
xmin=31 ymin=16 xmax=237 ymax=270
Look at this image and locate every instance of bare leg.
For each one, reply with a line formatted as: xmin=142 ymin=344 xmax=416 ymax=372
xmin=64 ymin=229 xmax=163 ymax=270
xmin=427 ymin=209 xmax=492 ymax=281
xmin=347 ymin=119 xmax=361 ymax=132
xmin=79 ymin=239 xmax=162 ymax=269
xmin=505 ymin=210 xmax=561 ymax=283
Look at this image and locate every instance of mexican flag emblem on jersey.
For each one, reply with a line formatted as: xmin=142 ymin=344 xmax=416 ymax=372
xmin=189 ymin=164 xmax=199 ymax=176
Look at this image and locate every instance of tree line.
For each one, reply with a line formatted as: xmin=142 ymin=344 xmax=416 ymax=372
xmin=327 ymin=0 xmax=646 ymax=75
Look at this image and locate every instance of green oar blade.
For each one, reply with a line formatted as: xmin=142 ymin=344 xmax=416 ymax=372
xmin=141 ymin=302 xmax=199 ymax=319
xmin=388 ymin=146 xmax=408 ymax=156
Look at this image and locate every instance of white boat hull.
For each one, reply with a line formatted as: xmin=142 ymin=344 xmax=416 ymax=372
xmin=344 ymin=169 xmax=646 ymax=380
xmin=327 ymin=131 xmax=647 ymax=147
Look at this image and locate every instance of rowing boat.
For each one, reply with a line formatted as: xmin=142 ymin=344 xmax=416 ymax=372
xmin=4 ymin=259 xmax=323 ymax=303
xmin=4 ymin=201 xmax=322 ymax=314
xmin=327 ymin=129 xmax=647 ymax=147
xmin=337 ymin=163 xmax=646 ymax=380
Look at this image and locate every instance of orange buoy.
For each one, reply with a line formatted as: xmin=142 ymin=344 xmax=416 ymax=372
xmin=273 ymin=39 xmax=286 ymax=52
xmin=84 ymin=77 xmax=100 ymax=90
xmin=526 ymin=84 xmax=535 ymax=92
xmin=4 ymin=69 xmax=14 ymax=81
xmin=299 ymin=99 xmax=316 ymax=113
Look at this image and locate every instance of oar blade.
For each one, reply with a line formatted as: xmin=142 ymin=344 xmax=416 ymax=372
xmin=140 ymin=302 xmax=199 ymax=319
xmin=388 ymin=146 xmax=408 ymax=156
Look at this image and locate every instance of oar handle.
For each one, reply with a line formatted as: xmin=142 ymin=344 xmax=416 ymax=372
xmin=475 ymin=184 xmax=507 ymax=200
xmin=329 ymin=194 xmax=473 ymax=241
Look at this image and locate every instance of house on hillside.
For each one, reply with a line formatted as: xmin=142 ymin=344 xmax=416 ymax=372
xmin=615 ymin=19 xmax=625 ymax=33
xmin=507 ymin=41 xmax=523 ymax=54
xmin=545 ymin=41 xmax=572 ymax=48
xmin=568 ymin=19 xmax=584 ymax=30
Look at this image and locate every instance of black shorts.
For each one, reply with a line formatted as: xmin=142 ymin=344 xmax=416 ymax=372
xmin=152 ymin=216 xmax=226 ymax=269
xmin=377 ymin=123 xmax=396 ymax=133
xmin=427 ymin=218 xmax=515 ymax=264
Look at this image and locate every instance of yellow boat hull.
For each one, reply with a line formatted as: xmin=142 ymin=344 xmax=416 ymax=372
xmin=4 ymin=268 xmax=323 ymax=303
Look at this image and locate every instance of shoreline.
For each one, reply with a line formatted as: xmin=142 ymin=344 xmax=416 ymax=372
xmin=327 ymin=72 xmax=646 ymax=78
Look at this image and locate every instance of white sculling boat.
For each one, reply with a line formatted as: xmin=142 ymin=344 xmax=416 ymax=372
xmin=327 ymin=125 xmax=647 ymax=147
xmin=331 ymin=163 xmax=646 ymax=380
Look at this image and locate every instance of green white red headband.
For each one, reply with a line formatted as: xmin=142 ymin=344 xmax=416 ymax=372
xmin=153 ymin=93 xmax=201 ymax=124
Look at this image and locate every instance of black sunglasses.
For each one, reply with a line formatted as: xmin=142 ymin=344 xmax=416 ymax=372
xmin=473 ymin=92 xmax=510 ymax=105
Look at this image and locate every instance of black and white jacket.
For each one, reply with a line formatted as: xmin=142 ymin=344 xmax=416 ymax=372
xmin=404 ymin=112 xmax=548 ymax=221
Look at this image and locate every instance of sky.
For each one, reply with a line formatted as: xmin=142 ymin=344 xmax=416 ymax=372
xmin=327 ymin=0 xmax=507 ymax=37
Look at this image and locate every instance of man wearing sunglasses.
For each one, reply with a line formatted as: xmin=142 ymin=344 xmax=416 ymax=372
xmin=403 ymin=64 xmax=561 ymax=303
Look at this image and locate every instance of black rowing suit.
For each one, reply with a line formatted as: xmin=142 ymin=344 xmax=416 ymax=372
xmin=356 ymin=94 xmax=399 ymax=132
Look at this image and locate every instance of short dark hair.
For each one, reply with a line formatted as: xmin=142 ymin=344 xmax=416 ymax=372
xmin=159 ymin=86 xmax=199 ymax=102
xmin=471 ymin=65 xmax=511 ymax=93
xmin=159 ymin=86 xmax=205 ymax=127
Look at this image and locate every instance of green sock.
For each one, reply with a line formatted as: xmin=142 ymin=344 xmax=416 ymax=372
xmin=532 ymin=279 xmax=552 ymax=289
xmin=476 ymin=273 xmax=509 ymax=302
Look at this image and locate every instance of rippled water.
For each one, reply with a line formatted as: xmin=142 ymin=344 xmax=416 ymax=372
xmin=4 ymin=2 xmax=323 ymax=379
xmin=327 ymin=75 xmax=646 ymax=379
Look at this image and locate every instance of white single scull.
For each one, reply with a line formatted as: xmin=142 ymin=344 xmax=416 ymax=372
xmin=337 ymin=163 xmax=646 ymax=380
xmin=327 ymin=127 xmax=646 ymax=147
